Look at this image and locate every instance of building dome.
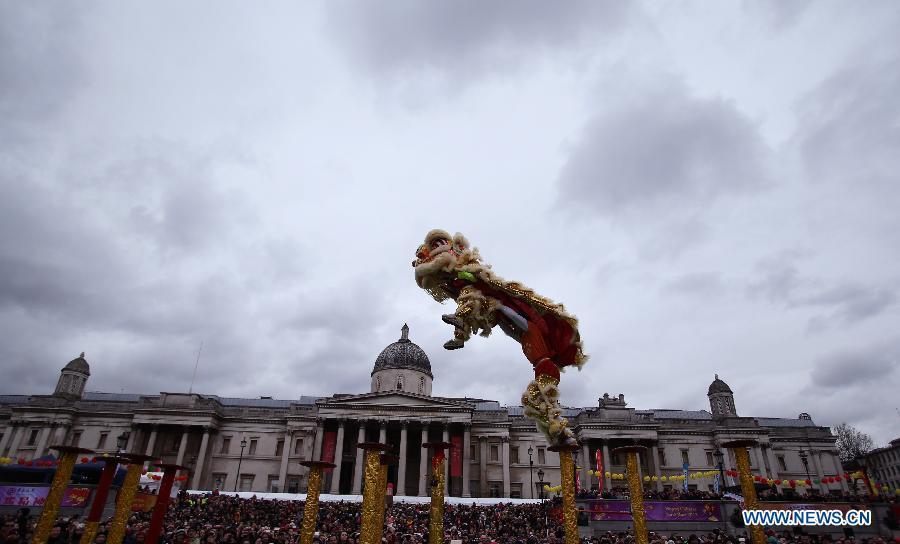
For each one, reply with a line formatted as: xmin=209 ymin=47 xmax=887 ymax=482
xmin=372 ymin=324 xmax=433 ymax=378
xmin=707 ymin=374 xmax=731 ymax=395
xmin=63 ymin=352 xmax=91 ymax=376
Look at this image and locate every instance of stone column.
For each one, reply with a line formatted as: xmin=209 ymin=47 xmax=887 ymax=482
xmin=6 ymin=424 xmax=24 ymax=458
xmin=145 ymin=426 xmax=158 ymax=457
xmin=33 ymin=426 xmax=52 ymax=458
xmin=192 ymin=427 xmax=212 ymax=490
xmin=831 ymin=451 xmax=849 ymax=493
xmin=329 ymin=422 xmax=346 ymax=494
xmin=602 ymin=441 xmax=612 ymax=491
xmin=397 ymin=421 xmax=408 ymax=496
xmin=765 ymin=447 xmax=780 ymax=481
xmin=443 ymin=424 xmax=450 ymax=497
xmin=125 ymin=427 xmax=138 ymax=453
xmin=479 ymin=437 xmax=488 ymax=497
xmin=313 ymin=419 xmax=325 ymax=461
xmin=811 ymin=449 xmax=827 ymax=494
xmin=652 ymin=446 xmax=663 ymax=491
xmin=418 ymin=425 xmax=429 ymax=497
xmin=462 ymin=424 xmax=471 ymax=497
xmin=754 ymin=446 xmax=768 ymax=479
xmin=352 ymin=422 xmax=367 ymax=494
xmin=175 ymin=428 xmax=190 ymax=466
xmin=581 ymin=442 xmax=591 ymax=491
xmin=379 ymin=420 xmax=387 ymax=444
xmin=0 ymin=423 xmax=15 ymax=455
xmin=501 ymin=436 xmax=511 ymax=498
xmin=54 ymin=424 xmax=70 ymax=449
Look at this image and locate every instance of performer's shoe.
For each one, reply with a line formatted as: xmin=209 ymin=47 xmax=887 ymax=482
xmin=443 ymin=338 xmax=465 ymax=350
xmin=441 ymin=314 xmax=465 ymax=329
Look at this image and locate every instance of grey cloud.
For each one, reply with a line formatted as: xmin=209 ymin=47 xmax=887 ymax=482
xmin=557 ymin=84 xmax=770 ymax=216
xmin=797 ymin=53 xmax=900 ymax=191
xmin=810 ymin=341 xmax=900 ymax=388
xmin=326 ymin=1 xmax=633 ymax=81
xmin=742 ymin=0 xmax=812 ymax=31
xmin=662 ymin=272 xmax=724 ymax=297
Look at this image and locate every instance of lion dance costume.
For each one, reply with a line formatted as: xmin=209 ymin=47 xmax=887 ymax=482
xmin=413 ymin=230 xmax=586 ymax=446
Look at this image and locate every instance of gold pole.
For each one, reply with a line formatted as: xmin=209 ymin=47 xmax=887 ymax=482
xmin=423 ymin=442 xmax=452 ymax=544
xmin=107 ymin=454 xmax=155 ymax=544
xmin=376 ymin=455 xmax=397 ymax=530
xmin=724 ymin=440 xmax=765 ymax=544
xmin=614 ymin=447 xmax=648 ymax=544
xmin=298 ymin=461 xmax=334 ymax=544
xmin=32 ymin=446 xmax=95 ymax=544
xmin=550 ymin=444 xmax=579 ymax=544
xmin=358 ymin=443 xmax=390 ymax=544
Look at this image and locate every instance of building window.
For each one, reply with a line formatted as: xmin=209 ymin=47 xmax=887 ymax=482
xmin=294 ymin=438 xmax=304 ymax=455
xmin=396 ymin=375 xmax=404 ymax=390
xmin=275 ymin=440 xmax=284 ymax=457
xmin=169 ymin=435 xmax=179 ymax=452
xmin=239 ymin=474 xmax=254 ymax=492
xmin=375 ymin=377 xmax=382 ymax=391
xmin=510 ymin=483 xmax=522 ymax=498
xmin=71 ymin=432 xmax=82 ymax=447
xmin=267 ymin=475 xmax=280 ymax=492
xmin=221 ymin=437 xmax=232 ymax=454
xmin=488 ymin=481 xmax=501 ymax=498
xmin=658 ymin=448 xmax=667 ymax=467
xmin=470 ymin=444 xmax=477 ymax=461
xmin=419 ymin=377 xmax=425 ymax=394
xmin=612 ymin=452 xmax=621 ymax=465
xmin=26 ymin=429 xmax=40 ymax=446
xmin=510 ymin=446 xmax=519 ymax=464
xmin=212 ymin=473 xmax=227 ymax=490
xmin=248 ymin=439 xmax=258 ymax=456
xmin=287 ymin=475 xmax=300 ymax=493
xmin=490 ymin=444 xmax=499 ymax=462
xmin=706 ymin=451 xmax=714 ymax=466
xmin=97 ymin=433 xmax=108 ymax=450
xmin=681 ymin=450 xmax=690 ymax=465
xmin=538 ymin=448 xmax=546 ymax=465
xmin=777 ymin=455 xmax=787 ymax=472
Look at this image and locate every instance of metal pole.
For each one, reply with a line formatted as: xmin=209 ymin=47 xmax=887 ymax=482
xmin=234 ymin=442 xmax=246 ymax=492
xmin=529 ymin=447 xmax=535 ymax=500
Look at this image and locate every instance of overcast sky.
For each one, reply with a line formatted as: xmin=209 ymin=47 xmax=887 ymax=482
xmin=2 ymin=1 xmax=898 ymax=445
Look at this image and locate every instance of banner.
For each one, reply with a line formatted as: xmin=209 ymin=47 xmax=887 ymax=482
xmin=713 ymin=473 xmax=720 ymax=494
xmin=682 ymin=463 xmax=690 ymax=492
xmin=131 ymin=492 xmax=158 ymax=512
xmin=0 ymin=486 xmax=92 ymax=508
xmin=585 ymin=500 xmax=723 ymax=522
xmin=450 ymin=435 xmax=463 ymax=477
xmin=321 ymin=430 xmax=337 ymax=472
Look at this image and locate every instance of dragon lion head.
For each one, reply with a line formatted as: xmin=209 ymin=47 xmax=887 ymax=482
xmin=412 ymin=229 xmax=478 ymax=295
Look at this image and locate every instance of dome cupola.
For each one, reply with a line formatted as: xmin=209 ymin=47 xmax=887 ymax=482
xmin=371 ymin=325 xmax=433 ymax=395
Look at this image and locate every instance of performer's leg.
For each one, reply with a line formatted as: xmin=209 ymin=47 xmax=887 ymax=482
xmin=520 ymin=326 xmax=575 ymax=446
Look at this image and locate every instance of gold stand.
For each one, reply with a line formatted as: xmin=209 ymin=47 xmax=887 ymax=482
xmin=107 ymin=453 xmax=156 ymax=544
xmin=32 ymin=446 xmax=95 ymax=544
xmin=423 ymin=442 xmax=453 ymax=544
xmin=549 ymin=444 xmax=579 ymax=544
xmin=613 ymin=446 xmax=649 ymax=544
xmin=358 ymin=443 xmax=391 ymax=544
xmin=377 ymin=455 xmax=398 ymax=529
xmin=724 ymin=440 xmax=765 ymax=544
xmin=298 ymin=461 xmax=335 ymax=544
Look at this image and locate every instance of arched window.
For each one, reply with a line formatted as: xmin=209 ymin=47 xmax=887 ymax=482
xmin=375 ymin=376 xmax=382 ymax=392
xmin=418 ymin=377 xmax=425 ymax=394
xmin=396 ymin=375 xmax=404 ymax=390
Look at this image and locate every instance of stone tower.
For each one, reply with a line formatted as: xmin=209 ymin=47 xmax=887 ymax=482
xmin=707 ymin=374 xmax=737 ymax=418
xmin=54 ymin=352 xmax=90 ymax=400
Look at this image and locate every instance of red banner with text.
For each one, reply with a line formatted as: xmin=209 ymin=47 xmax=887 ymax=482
xmin=322 ymin=431 xmax=337 ymax=473
xmin=450 ymin=435 xmax=463 ymax=477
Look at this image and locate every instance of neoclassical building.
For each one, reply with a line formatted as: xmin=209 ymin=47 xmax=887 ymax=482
xmin=0 ymin=325 xmax=850 ymax=498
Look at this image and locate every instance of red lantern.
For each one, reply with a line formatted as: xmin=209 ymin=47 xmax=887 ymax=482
xmin=774 ymin=479 xmax=782 ymax=485
xmin=17 ymin=458 xmax=25 ymax=465
xmin=81 ymin=457 xmax=89 ymax=463
xmin=805 ymin=479 xmax=812 ymax=486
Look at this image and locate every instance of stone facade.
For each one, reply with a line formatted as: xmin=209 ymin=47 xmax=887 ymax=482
xmin=863 ymin=437 xmax=900 ymax=492
xmin=0 ymin=327 xmax=848 ymax=498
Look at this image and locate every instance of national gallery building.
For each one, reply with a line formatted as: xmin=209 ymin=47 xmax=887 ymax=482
xmin=0 ymin=325 xmax=849 ymax=499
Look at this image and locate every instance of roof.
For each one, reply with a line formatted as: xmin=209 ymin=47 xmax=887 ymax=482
xmin=63 ymin=353 xmax=90 ymax=376
xmin=755 ymin=417 xmax=817 ymax=427
xmin=206 ymin=395 xmax=320 ymax=407
xmin=707 ymin=374 xmax=732 ymax=395
xmin=83 ymin=392 xmax=142 ymax=402
xmin=372 ymin=324 xmax=433 ymax=378
xmin=0 ymin=395 xmax=29 ymax=405
xmin=647 ymin=409 xmax=713 ymax=420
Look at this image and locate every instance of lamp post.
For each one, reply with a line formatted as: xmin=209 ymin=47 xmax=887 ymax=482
xmin=528 ymin=445 xmax=535 ymax=500
xmin=713 ymin=447 xmax=727 ymax=534
xmin=798 ymin=450 xmax=811 ymax=480
xmin=116 ymin=432 xmax=129 ymax=454
xmin=234 ymin=438 xmax=248 ymax=492
xmin=537 ymin=469 xmax=545 ymax=500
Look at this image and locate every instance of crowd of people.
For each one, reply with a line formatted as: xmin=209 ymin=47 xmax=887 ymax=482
xmin=0 ymin=491 xmax=895 ymax=544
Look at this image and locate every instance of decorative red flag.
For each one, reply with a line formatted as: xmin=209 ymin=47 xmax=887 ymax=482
xmin=321 ymin=431 xmax=337 ymax=473
xmin=596 ymin=448 xmax=604 ymax=488
xmin=450 ymin=435 xmax=463 ymax=477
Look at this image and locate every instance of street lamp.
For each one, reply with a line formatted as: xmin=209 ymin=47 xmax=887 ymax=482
xmin=798 ymin=450 xmax=811 ymax=481
xmin=528 ymin=446 xmax=535 ymax=499
xmin=116 ymin=432 xmax=129 ymax=454
xmin=234 ymin=438 xmax=248 ymax=492
xmin=537 ymin=469 xmax=545 ymax=500
xmin=713 ymin=448 xmax=727 ymax=534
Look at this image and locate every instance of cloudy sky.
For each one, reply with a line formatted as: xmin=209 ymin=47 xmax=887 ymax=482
xmin=2 ymin=1 xmax=898 ymax=444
